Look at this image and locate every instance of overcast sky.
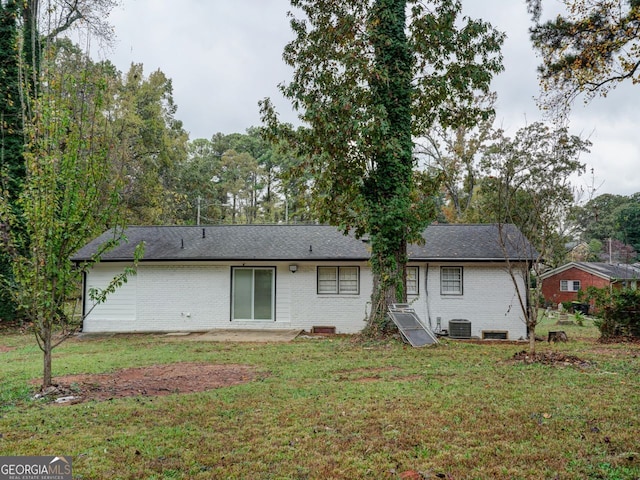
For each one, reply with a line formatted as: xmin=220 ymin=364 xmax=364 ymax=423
xmin=95 ymin=0 xmax=639 ymax=197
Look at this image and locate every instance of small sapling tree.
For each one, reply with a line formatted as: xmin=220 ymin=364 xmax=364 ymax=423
xmin=0 ymin=42 xmax=141 ymax=389
xmin=480 ymin=122 xmax=589 ymax=354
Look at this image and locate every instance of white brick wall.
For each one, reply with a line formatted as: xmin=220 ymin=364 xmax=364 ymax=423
xmin=84 ymin=261 xmax=373 ymax=333
xmin=83 ymin=264 xmax=138 ymax=332
xmin=409 ymin=263 xmax=528 ymax=340
xmin=136 ymin=265 xmax=227 ymax=331
xmin=83 ymin=260 xmax=527 ymax=338
xmin=287 ymin=264 xmax=373 ymax=333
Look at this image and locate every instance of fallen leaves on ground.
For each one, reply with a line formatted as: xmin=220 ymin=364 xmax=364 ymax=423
xmin=511 ymin=350 xmax=593 ymax=368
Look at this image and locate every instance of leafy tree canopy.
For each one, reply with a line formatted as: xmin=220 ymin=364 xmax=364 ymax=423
xmin=529 ymin=0 xmax=640 ymax=113
xmin=261 ymin=0 xmax=504 ymax=327
xmin=479 ymin=122 xmax=589 ymax=268
xmin=477 ymin=121 xmax=588 ymax=352
xmin=113 ymin=63 xmax=189 ymax=225
xmin=416 ymin=93 xmax=498 ymax=223
xmin=1 ymin=0 xmax=122 ymax=322
xmin=573 ymin=192 xmax=640 ymax=259
xmin=0 ymin=41 xmax=137 ymax=386
xmin=171 ymin=129 xmax=309 ymax=225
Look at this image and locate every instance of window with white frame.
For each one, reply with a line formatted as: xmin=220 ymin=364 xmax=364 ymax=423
xmin=441 ymin=266 xmax=463 ymax=295
xmin=317 ymin=266 xmax=360 ymax=294
xmin=560 ymin=280 xmax=581 ymax=292
xmin=406 ymin=266 xmax=419 ymax=295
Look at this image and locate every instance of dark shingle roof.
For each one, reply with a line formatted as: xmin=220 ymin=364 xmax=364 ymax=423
xmin=72 ymin=225 xmax=369 ymax=262
xmin=410 ymin=223 xmax=536 ymax=261
xmin=72 ymin=224 xmax=537 ymax=263
xmin=539 ymin=261 xmax=640 ymax=281
xmin=573 ymin=262 xmax=640 ymax=281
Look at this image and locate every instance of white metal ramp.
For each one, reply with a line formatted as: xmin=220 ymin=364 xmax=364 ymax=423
xmin=387 ymin=304 xmax=438 ymax=347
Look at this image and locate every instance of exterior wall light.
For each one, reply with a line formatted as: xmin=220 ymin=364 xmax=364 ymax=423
xmin=289 ymin=264 xmax=298 ymax=273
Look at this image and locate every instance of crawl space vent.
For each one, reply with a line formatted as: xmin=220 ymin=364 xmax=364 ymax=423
xmin=482 ymin=330 xmax=508 ymax=340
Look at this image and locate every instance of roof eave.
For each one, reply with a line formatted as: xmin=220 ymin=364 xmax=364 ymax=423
xmin=411 ymin=257 xmax=534 ymax=262
xmin=76 ymin=256 xmax=372 ymax=263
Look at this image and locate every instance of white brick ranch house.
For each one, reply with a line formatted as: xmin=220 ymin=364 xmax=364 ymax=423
xmin=72 ymin=223 xmax=537 ymax=339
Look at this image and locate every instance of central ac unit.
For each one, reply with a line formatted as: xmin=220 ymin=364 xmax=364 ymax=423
xmin=449 ymin=319 xmax=471 ymax=339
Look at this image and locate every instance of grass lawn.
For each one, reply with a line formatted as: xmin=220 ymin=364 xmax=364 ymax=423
xmin=1 ymin=315 xmax=639 ymax=479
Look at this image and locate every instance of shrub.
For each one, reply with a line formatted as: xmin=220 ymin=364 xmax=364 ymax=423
xmin=561 ymin=301 xmax=573 ymax=312
xmin=580 ymin=287 xmax=640 ymax=338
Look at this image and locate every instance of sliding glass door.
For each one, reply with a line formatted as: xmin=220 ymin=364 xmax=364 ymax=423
xmin=231 ymin=267 xmax=275 ymax=321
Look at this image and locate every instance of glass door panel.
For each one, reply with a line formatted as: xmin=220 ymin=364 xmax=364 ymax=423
xmin=232 ymin=267 xmax=274 ymax=321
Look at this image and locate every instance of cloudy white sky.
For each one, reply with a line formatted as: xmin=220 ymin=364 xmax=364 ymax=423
xmin=95 ymin=0 xmax=639 ymax=197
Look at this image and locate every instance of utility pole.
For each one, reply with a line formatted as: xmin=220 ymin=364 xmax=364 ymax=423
xmin=609 ymin=237 xmax=612 ymax=264
xmin=197 ymin=196 xmax=201 ymax=225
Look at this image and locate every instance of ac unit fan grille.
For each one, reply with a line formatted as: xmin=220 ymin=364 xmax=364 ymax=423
xmin=449 ymin=319 xmax=471 ymax=339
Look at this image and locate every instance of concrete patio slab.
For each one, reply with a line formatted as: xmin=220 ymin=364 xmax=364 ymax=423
xmin=168 ymin=329 xmax=303 ymax=343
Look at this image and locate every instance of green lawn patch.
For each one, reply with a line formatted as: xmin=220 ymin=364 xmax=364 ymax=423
xmin=0 ymin=321 xmax=638 ymax=479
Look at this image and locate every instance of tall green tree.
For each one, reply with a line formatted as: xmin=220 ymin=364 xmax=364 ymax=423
xmin=529 ymin=0 xmax=640 ymax=113
xmin=574 ymin=193 xmax=629 ymax=242
xmin=0 ymin=0 xmax=23 ymax=321
xmin=240 ymin=127 xmax=279 ymax=222
xmin=173 ymin=138 xmax=225 ymax=225
xmin=174 ymin=130 xmax=287 ymax=225
xmin=1 ymin=0 xmax=117 ymax=322
xmin=271 ymin=137 xmax=316 ymax=224
xmin=0 ymin=0 xmax=23 ymax=201
xmin=0 ymin=43 xmax=138 ymax=388
xmin=573 ymin=192 xmax=640 ymax=260
xmin=261 ymin=0 xmax=504 ymax=330
xmin=221 ymin=129 xmax=275 ymax=223
xmin=480 ymin=122 xmax=589 ymax=354
xmin=616 ymin=198 xmax=640 ymax=253
xmin=417 ymin=93 xmax=497 ymax=223
xmin=219 ymin=149 xmax=261 ymax=224
xmin=113 ymin=64 xmax=188 ymax=225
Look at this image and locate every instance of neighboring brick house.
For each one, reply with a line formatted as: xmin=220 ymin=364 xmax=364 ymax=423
xmin=540 ymin=262 xmax=640 ymax=307
xmin=72 ymin=224 xmax=537 ymax=339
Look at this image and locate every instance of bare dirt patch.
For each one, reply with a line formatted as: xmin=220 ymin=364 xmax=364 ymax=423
xmin=39 ymin=362 xmax=261 ymax=404
xmin=0 ymin=345 xmax=16 ymax=353
xmin=511 ymin=350 xmax=593 ymax=368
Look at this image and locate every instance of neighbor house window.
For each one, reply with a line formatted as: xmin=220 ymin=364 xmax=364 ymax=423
xmin=560 ymin=280 xmax=581 ymax=292
xmin=441 ymin=267 xmax=463 ymax=295
xmin=317 ymin=267 xmax=359 ymax=294
xmin=232 ymin=267 xmax=275 ymax=321
xmin=406 ymin=266 xmax=419 ymax=295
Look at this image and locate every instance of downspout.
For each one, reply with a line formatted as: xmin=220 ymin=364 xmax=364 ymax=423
xmin=424 ymin=263 xmax=434 ymax=330
xmin=80 ymin=270 xmax=87 ymax=331
xmin=527 ymin=259 xmax=534 ymax=338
